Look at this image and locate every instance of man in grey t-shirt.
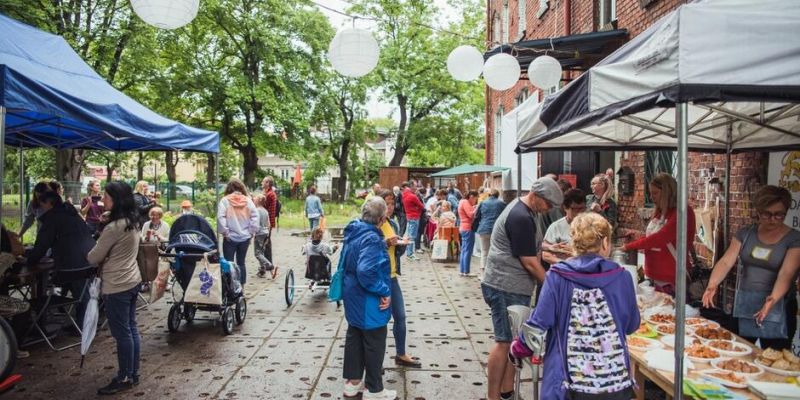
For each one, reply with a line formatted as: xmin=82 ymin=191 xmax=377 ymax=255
xmin=481 ymin=177 xmax=563 ymax=400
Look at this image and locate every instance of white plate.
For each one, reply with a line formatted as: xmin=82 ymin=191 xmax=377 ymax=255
xmin=655 ymin=324 xmax=695 ymax=336
xmin=693 ymin=327 xmax=736 ymax=342
xmin=627 ymin=336 xmax=663 ymax=351
xmin=753 ymin=358 xmax=800 ymax=376
xmin=645 ymin=312 xmax=676 ymax=326
xmin=698 ymin=369 xmax=749 ymax=389
xmin=685 ymin=318 xmax=719 ymax=328
xmin=660 ymin=334 xmax=701 ymax=348
xmin=711 ymin=358 xmax=765 ymax=376
xmin=706 ymin=340 xmax=752 ymax=357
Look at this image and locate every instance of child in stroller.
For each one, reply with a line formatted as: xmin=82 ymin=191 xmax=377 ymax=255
xmin=302 ymin=227 xmax=338 ymax=285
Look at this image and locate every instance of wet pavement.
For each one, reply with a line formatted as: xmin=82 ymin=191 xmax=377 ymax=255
xmin=5 ymin=229 xmax=537 ymax=400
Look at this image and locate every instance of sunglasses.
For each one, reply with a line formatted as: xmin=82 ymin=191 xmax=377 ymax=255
xmin=759 ymin=211 xmax=787 ymax=220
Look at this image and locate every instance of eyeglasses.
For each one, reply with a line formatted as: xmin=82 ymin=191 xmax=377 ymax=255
xmin=759 ymin=211 xmax=787 ymax=220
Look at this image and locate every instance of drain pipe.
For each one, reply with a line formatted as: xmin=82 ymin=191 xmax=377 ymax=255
xmin=564 ymin=0 xmax=571 ymax=36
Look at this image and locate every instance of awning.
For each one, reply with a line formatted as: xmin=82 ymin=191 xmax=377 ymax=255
xmin=0 ymin=13 xmax=219 ymax=153
xmin=484 ymin=29 xmax=628 ymax=73
xmin=429 ymin=164 xmax=508 ymax=177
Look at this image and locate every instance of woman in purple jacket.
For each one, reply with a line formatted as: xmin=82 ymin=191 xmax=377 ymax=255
xmin=510 ymin=212 xmax=639 ymax=400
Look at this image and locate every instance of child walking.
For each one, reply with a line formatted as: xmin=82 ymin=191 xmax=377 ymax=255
xmin=254 ymin=195 xmax=277 ymax=278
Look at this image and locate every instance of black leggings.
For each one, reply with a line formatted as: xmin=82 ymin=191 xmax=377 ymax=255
xmin=740 ymin=294 xmax=798 ymax=351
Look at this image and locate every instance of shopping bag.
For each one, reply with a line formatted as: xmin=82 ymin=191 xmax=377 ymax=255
xmin=185 ymin=256 xmax=223 ymax=305
xmin=431 ymin=239 xmax=449 ymax=260
xmin=148 ymin=261 xmax=171 ymax=304
xmin=137 ymin=242 xmax=160 ymax=281
xmin=319 ymin=216 xmax=327 ymax=230
xmin=328 ymin=245 xmax=348 ymax=303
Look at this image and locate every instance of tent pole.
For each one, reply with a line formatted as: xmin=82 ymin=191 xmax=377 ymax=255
xmin=19 ymin=146 xmax=24 ymax=227
xmin=674 ymin=103 xmax=689 ymax=400
xmin=517 ymin=152 xmax=522 ymax=198
xmin=214 ymin=153 xmax=220 ymax=211
xmin=0 ymin=106 xmax=5 ymax=215
xmin=723 ymin=125 xmax=732 ymax=247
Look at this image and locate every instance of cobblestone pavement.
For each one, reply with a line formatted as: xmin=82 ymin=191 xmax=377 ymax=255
xmin=6 ymin=229 xmax=540 ymax=400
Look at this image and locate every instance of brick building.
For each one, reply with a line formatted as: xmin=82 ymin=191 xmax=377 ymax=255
xmin=484 ymin=0 xmax=767 ymax=267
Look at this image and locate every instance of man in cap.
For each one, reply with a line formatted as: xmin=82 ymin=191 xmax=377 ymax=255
xmin=180 ymin=200 xmax=195 ymax=215
xmin=481 ymin=177 xmax=563 ymax=400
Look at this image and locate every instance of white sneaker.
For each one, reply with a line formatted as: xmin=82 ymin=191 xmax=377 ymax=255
xmin=343 ymin=380 xmax=364 ymax=397
xmin=416 ymin=249 xmax=424 ymax=254
xmin=362 ymin=389 xmax=397 ymax=400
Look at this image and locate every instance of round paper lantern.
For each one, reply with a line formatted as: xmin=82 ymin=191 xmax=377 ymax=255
xmin=447 ymin=45 xmax=484 ymax=82
xmin=130 ymin=0 xmax=199 ymax=30
xmin=327 ymin=28 xmax=380 ymax=78
xmin=483 ymin=53 xmax=520 ymax=91
xmin=528 ymin=55 xmax=562 ymax=90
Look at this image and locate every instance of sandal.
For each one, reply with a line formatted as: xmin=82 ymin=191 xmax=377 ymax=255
xmin=394 ymin=355 xmax=422 ymax=368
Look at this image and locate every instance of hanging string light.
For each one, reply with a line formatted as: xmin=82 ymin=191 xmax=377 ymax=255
xmin=483 ymin=53 xmax=520 ymax=91
xmin=130 ymin=0 xmax=200 ymax=30
xmin=447 ymin=45 xmax=484 ymax=82
xmin=327 ymin=20 xmax=380 ymax=78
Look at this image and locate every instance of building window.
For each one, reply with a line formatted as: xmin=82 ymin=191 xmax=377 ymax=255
xmin=502 ymin=0 xmax=509 ymax=44
xmin=537 ymin=0 xmax=549 ymax=19
xmin=518 ymin=0 xmax=527 ymax=38
xmin=515 ymin=88 xmax=529 ymax=107
xmin=493 ymin=12 xmax=501 ymax=45
xmin=494 ymin=106 xmax=504 ymax=165
xmin=597 ymin=0 xmax=617 ymax=28
xmin=644 ymin=150 xmax=675 ymax=204
xmin=281 ymin=169 xmax=289 ymax=181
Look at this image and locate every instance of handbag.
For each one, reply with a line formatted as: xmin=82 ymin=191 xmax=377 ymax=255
xmin=137 ymin=241 xmax=160 ymax=281
xmin=148 ymin=261 xmax=171 ymax=304
xmin=471 ymin=205 xmax=482 ymax=232
xmin=431 ymin=239 xmax=449 ymax=260
xmin=328 ymin=245 xmax=347 ymax=303
xmin=732 ymin=226 xmax=788 ymax=339
xmin=185 ymin=255 xmax=223 ymax=305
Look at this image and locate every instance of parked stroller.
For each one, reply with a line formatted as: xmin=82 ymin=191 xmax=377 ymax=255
xmin=162 ymin=214 xmax=247 ymax=335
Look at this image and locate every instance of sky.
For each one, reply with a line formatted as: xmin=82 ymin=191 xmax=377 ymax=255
xmin=313 ymin=0 xmax=463 ymax=121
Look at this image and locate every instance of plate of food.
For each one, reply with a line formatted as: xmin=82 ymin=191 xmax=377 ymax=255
xmin=698 ymin=369 xmax=749 ymax=389
xmin=693 ymin=326 xmax=734 ymax=341
xmin=685 ymin=317 xmax=718 ymax=328
xmin=634 ymin=322 xmax=658 ymax=338
xmin=646 ymin=312 xmax=675 ymax=325
xmin=655 ymin=324 xmax=695 ymax=336
xmin=685 ymin=343 xmax=720 ymax=363
xmin=660 ymin=334 xmax=703 ymax=348
xmin=711 ymin=358 xmax=764 ymax=376
xmin=754 ymin=348 xmax=800 ymax=376
xmin=627 ymin=336 xmax=663 ymax=351
xmin=707 ymin=340 xmax=752 ymax=357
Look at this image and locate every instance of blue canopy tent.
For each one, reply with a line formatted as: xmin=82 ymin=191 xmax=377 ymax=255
xmin=0 ymin=13 xmax=220 ymax=209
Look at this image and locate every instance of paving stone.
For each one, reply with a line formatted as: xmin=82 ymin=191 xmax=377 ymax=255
xmin=310 ymin=367 xmax=405 ymax=400
xmin=251 ymin=338 xmax=335 ymax=368
xmin=405 ymin=316 xmax=468 ymax=339
xmin=218 ymin=366 xmax=323 ymax=400
xmin=272 ymin=316 xmax=343 ymax=339
xmin=405 ymin=370 xmax=488 ymax=400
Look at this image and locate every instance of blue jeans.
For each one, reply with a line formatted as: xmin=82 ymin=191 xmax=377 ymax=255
xmin=223 ymin=238 xmax=251 ymax=285
xmin=390 ymin=278 xmax=407 ymax=356
xmin=104 ymin=285 xmax=141 ymax=381
xmin=459 ymin=230 xmax=475 ymax=274
xmin=309 ymin=218 xmax=320 ymax=230
xmin=405 ymin=219 xmax=420 ymax=257
xmin=481 ymin=284 xmax=531 ymax=342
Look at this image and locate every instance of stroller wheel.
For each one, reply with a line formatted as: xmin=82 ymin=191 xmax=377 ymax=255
xmin=168 ymin=304 xmax=182 ymax=333
xmin=184 ymin=304 xmax=196 ymax=323
xmin=222 ymin=307 xmax=235 ymax=335
xmin=235 ymin=297 xmax=247 ymax=325
xmin=284 ymin=270 xmax=295 ymax=307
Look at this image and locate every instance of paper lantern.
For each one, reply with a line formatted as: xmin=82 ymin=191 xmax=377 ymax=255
xmin=327 ymin=28 xmax=380 ymax=78
xmin=130 ymin=0 xmax=199 ymax=30
xmin=528 ymin=55 xmax=562 ymax=90
xmin=447 ymin=45 xmax=484 ymax=82
xmin=483 ymin=53 xmax=520 ymax=91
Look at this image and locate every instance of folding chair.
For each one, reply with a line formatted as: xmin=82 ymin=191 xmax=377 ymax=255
xmin=25 ymin=266 xmax=95 ymax=351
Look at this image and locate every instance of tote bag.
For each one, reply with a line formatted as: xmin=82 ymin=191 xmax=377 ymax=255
xmin=137 ymin=242 xmax=160 ymax=282
xmin=185 ymin=255 xmax=223 ymax=305
xmin=328 ymin=245 xmax=348 ymax=303
xmin=431 ymin=239 xmax=449 ymax=260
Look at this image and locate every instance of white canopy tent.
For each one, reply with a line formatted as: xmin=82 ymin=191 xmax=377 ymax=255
xmin=510 ymin=0 xmax=800 ymax=397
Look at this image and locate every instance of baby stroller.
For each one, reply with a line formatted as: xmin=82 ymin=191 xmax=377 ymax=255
xmin=161 ymin=214 xmax=247 ymax=335
xmin=284 ymin=246 xmax=340 ymax=308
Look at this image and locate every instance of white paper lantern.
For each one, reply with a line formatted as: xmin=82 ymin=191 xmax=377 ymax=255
xmin=483 ymin=53 xmax=520 ymax=91
xmin=327 ymin=28 xmax=380 ymax=78
xmin=528 ymin=55 xmax=562 ymax=90
xmin=447 ymin=45 xmax=484 ymax=82
xmin=130 ymin=0 xmax=199 ymax=30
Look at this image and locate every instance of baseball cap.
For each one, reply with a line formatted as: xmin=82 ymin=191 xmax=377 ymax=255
xmin=531 ymin=177 xmax=563 ymax=207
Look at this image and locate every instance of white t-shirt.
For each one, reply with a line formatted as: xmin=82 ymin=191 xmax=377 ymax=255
xmin=543 ymin=216 xmax=571 ymax=245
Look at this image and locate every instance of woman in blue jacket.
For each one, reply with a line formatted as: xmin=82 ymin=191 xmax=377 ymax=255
xmin=341 ymin=197 xmax=397 ymax=400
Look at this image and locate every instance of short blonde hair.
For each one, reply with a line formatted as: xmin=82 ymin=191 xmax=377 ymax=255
xmin=135 ymin=180 xmax=149 ymax=195
xmin=570 ymin=212 xmax=612 ymax=256
xmin=149 ymin=207 xmax=164 ymax=218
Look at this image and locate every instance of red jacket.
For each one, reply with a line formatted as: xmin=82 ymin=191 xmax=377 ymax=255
xmin=401 ymin=189 xmax=425 ymax=220
xmin=624 ymin=206 xmax=695 ymax=285
xmin=261 ymin=188 xmax=277 ymax=228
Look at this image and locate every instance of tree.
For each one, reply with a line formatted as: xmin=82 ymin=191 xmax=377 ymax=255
xmin=348 ymin=0 xmax=485 ymax=166
xmin=86 ymin=151 xmax=129 ymax=183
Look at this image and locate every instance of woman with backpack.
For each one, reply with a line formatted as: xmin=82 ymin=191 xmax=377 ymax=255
xmin=510 ymin=212 xmax=639 ymax=400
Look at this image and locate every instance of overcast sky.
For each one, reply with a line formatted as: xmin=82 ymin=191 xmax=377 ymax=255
xmin=314 ymin=0 xmax=463 ymax=121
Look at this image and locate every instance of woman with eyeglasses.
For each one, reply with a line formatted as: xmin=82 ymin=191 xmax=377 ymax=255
xmin=703 ymin=185 xmax=800 ymax=350
xmin=622 ymin=173 xmax=696 ymax=296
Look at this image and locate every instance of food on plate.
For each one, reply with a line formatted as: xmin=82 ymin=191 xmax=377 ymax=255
xmin=782 ymin=349 xmax=800 ymax=364
xmin=708 ymin=340 xmax=734 ymax=351
xmin=717 ymin=359 xmax=761 ymax=374
xmin=628 ymin=337 xmax=653 ymax=349
xmin=761 ymin=348 xmax=783 ymax=361
xmin=648 ymin=313 xmax=675 ymax=324
xmin=634 ymin=323 xmax=657 ymax=337
xmin=694 ymin=326 xmax=733 ymax=340
xmin=685 ymin=318 xmax=705 ymax=326
xmin=771 ymin=359 xmax=794 ymax=371
xmin=685 ymin=344 xmax=719 ymax=359
xmin=656 ymin=324 xmax=675 ymax=334
xmin=707 ymin=370 xmax=746 ymax=385
xmin=755 ymin=348 xmax=800 ymax=372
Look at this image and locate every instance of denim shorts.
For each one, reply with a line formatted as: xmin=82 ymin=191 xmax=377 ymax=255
xmin=481 ymin=283 xmax=531 ymax=342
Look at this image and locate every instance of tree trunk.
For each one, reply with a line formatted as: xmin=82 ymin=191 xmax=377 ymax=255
xmin=241 ymin=146 xmax=259 ymax=189
xmin=136 ymin=152 xmax=144 ymax=181
xmin=55 ymin=149 xmax=85 ymax=182
xmin=166 ymin=151 xmax=178 ymax=200
xmin=388 ymin=94 xmax=409 ymax=166
xmin=336 ymin=138 xmax=351 ymax=202
xmin=105 ymin=161 xmax=114 ymax=183
xmin=206 ymin=153 xmax=216 ymax=187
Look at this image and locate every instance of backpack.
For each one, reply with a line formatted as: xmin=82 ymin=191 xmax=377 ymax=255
xmin=275 ymin=198 xmax=282 ymax=218
xmin=559 ymin=287 xmax=634 ymax=399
